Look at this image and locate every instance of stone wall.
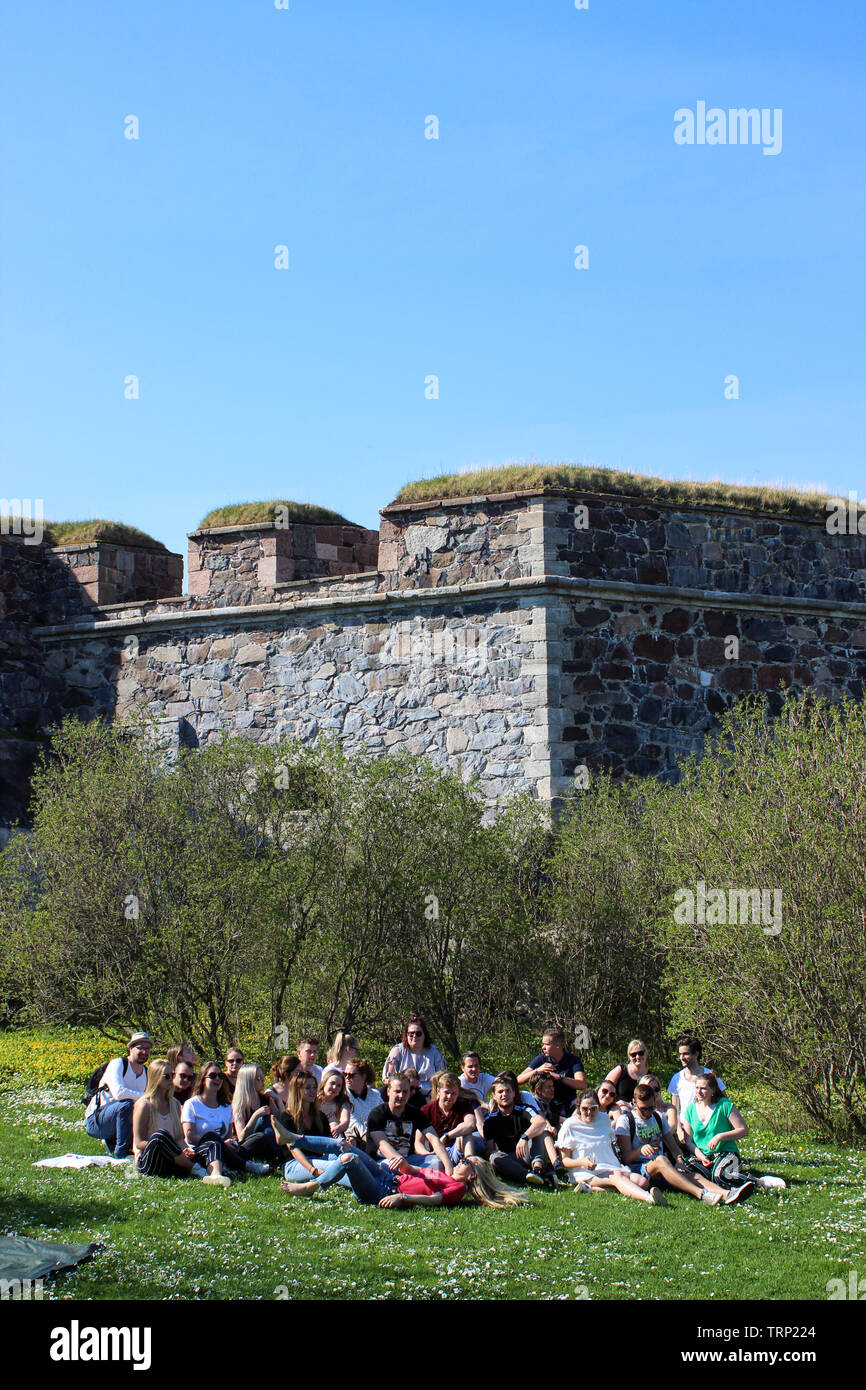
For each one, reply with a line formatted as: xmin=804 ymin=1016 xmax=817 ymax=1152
xmin=4 ymin=486 xmax=866 ymax=822
xmin=552 ymin=589 xmax=866 ymax=781
xmin=35 ymin=592 xmax=553 ymax=802
xmin=380 ymin=491 xmax=866 ymax=602
xmin=53 ymin=542 xmax=184 ymax=607
xmin=187 ymin=520 xmax=380 ymax=604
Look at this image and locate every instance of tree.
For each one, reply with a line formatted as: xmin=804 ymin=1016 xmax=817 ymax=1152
xmin=653 ymin=693 xmax=866 ymax=1138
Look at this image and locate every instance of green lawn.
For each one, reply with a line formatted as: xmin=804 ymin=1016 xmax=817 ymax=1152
xmin=1 ymin=1079 xmax=864 ymax=1301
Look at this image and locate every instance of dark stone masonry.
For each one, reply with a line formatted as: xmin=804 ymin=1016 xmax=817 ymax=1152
xmin=1 ymin=487 xmax=865 ymax=832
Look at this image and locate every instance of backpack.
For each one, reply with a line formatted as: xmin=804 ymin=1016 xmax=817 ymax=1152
xmin=626 ymin=1108 xmax=664 ymax=1148
xmin=83 ymin=1058 xmax=129 ymax=1108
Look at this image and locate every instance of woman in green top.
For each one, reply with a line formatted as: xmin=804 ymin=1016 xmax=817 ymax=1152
xmin=681 ymin=1073 xmax=748 ymax=1162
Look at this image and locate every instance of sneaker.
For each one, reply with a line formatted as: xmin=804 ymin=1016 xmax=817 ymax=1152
xmin=189 ymin=1163 xmax=208 ymax=1180
xmin=700 ymin=1190 xmax=723 ymax=1205
xmin=755 ymin=1175 xmax=786 ymax=1189
xmin=525 ymin=1171 xmax=547 ymax=1189
xmin=202 ymin=1173 xmax=231 ymax=1188
xmin=650 ymin=1186 xmax=668 ymax=1207
xmin=575 ymin=1177 xmax=593 ymax=1193
xmin=542 ymin=1172 xmax=557 ymax=1192
xmin=552 ymin=1168 xmax=571 ymax=1189
xmin=725 ymin=1181 xmax=755 ymax=1205
xmin=271 ymin=1116 xmax=303 ymax=1146
xmin=244 ymin=1161 xmax=271 ymax=1176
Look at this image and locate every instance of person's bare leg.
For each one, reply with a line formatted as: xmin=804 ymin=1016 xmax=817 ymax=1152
xmin=687 ymin=1168 xmax=728 ymax=1196
xmin=593 ymin=1172 xmax=655 ymax=1203
xmin=280 ymin=1178 xmax=319 ymax=1196
xmin=647 ymin=1157 xmax=707 ymax=1199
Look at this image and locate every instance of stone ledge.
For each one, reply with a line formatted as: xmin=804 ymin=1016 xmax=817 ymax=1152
xmin=382 ymin=487 xmax=831 ymax=528
xmin=33 ymin=573 xmax=866 ymax=641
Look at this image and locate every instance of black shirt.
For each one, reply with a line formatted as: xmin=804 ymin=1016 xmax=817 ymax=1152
xmin=527 ymin=1051 xmax=584 ymax=1109
xmin=483 ymin=1106 xmax=531 ymax=1155
xmin=366 ymin=1102 xmax=427 ymax=1158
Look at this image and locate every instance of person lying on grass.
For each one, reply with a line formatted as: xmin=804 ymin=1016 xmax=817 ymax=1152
xmin=555 ymin=1089 xmax=669 ymax=1205
xmin=281 ymin=1150 xmax=529 ymax=1209
xmin=613 ymin=1083 xmax=753 ymax=1205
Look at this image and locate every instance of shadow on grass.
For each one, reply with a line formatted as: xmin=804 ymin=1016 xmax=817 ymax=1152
xmin=0 ymin=1192 xmax=118 ymax=1228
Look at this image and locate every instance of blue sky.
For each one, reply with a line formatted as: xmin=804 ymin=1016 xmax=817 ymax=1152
xmin=3 ymin=0 xmax=864 ymax=572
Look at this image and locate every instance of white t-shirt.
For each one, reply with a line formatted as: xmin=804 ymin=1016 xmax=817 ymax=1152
xmin=614 ymin=1106 xmax=671 ymax=1161
xmin=668 ymin=1068 xmax=726 ymax=1113
xmin=382 ymin=1044 xmax=446 ymax=1092
xmin=458 ymin=1072 xmax=497 ymax=1106
xmin=85 ymin=1057 xmax=148 ymax=1119
xmin=181 ymin=1097 xmax=234 ymax=1143
xmin=345 ymin=1087 xmax=382 ymax=1134
xmin=556 ymin=1114 xmax=622 ymax=1176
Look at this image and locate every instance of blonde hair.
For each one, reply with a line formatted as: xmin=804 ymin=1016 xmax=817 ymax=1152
xmin=232 ymin=1064 xmax=263 ymax=1127
xmin=463 ymin=1157 xmax=531 ymax=1210
xmin=135 ymin=1058 xmax=182 ymax=1144
xmin=326 ymin=1032 xmax=359 ymax=1065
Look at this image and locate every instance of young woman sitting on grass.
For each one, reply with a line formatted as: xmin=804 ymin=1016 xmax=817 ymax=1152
xmin=272 ymin=1070 xmax=365 ymax=1182
xmin=317 ymin=1069 xmax=353 ymax=1138
xmin=381 ymin=1014 xmax=446 ymax=1096
xmin=266 ymin=1054 xmax=300 ymax=1114
xmin=555 ymin=1089 xmax=667 ymax=1205
xmin=342 ymin=1059 xmax=381 ymax=1145
xmin=231 ymin=1064 xmax=280 ymax=1165
xmin=322 ymin=1032 xmax=359 ymax=1078
xmin=181 ymin=1062 xmax=270 ymax=1179
xmin=681 ymin=1074 xmax=786 ymax=1191
xmin=132 ymin=1058 xmax=230 ymax=1187
xmin=281 ymin=1149 xmax=530 ymax=1210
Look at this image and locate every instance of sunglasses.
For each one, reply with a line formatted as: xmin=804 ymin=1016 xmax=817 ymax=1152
xmin=206 ymin=1071 xmax=223 ymax=1081
xmin=629 ymin=1051 xmax=646 ymax=1058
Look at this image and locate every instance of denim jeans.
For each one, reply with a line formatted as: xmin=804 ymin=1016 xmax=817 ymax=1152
xmin=85 ymin=1099 xmax=135 ymax=1158
xmin=282 ymin=1136 xmax=366 ymax=1186
xmin=339 ymin=1152 xmax=398 ymax=1205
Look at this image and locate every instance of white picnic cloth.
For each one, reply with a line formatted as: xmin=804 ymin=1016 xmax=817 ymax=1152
xmin=34 ymin=1153 xmax=130 ymax=1169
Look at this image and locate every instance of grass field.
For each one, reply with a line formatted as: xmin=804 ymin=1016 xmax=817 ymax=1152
xmin=1 ymin=1035 xmax=864 ymax=1302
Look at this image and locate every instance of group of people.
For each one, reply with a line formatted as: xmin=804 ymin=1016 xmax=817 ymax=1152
xmin=83 ymin=1019 xmax=781 ymax=1211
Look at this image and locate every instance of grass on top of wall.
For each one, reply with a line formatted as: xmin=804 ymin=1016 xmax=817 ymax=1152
xmin=391 ymin=463 xmax=834 ymax=518
xmin=0 ymin=519 xmax=167 ymax=549
xmin=197 ymin=501 xmax=353 ymax=529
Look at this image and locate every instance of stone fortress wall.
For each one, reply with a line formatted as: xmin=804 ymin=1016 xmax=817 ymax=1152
xmin=1 ymin=484 xmax=865 ymax=831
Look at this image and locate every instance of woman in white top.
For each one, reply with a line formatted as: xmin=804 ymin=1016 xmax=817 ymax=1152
xmin=181 ymin=1062 xmax=269 ymax=1178
xmin=133 ymin=1058 xmax=228 ymax=1186
xmin=381 ymin=1014 xmax=446 ymax=1096
xmin=556 ymin=1090 xmax=666 ymax=1205
xmin=343 ymin=1059 xmax=382 ymax=1144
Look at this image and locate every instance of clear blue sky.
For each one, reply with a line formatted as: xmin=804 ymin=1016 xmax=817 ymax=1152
xmin=3 ymin=0 xmax=864 ymax=572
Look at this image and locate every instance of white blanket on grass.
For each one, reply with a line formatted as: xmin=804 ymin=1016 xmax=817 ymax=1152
xmin=34 ymin=1153 xmax=130 ymax=1169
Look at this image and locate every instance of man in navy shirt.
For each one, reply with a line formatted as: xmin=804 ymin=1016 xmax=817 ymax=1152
xmin=517 ymin=1028 xmax=586 ymax=1114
